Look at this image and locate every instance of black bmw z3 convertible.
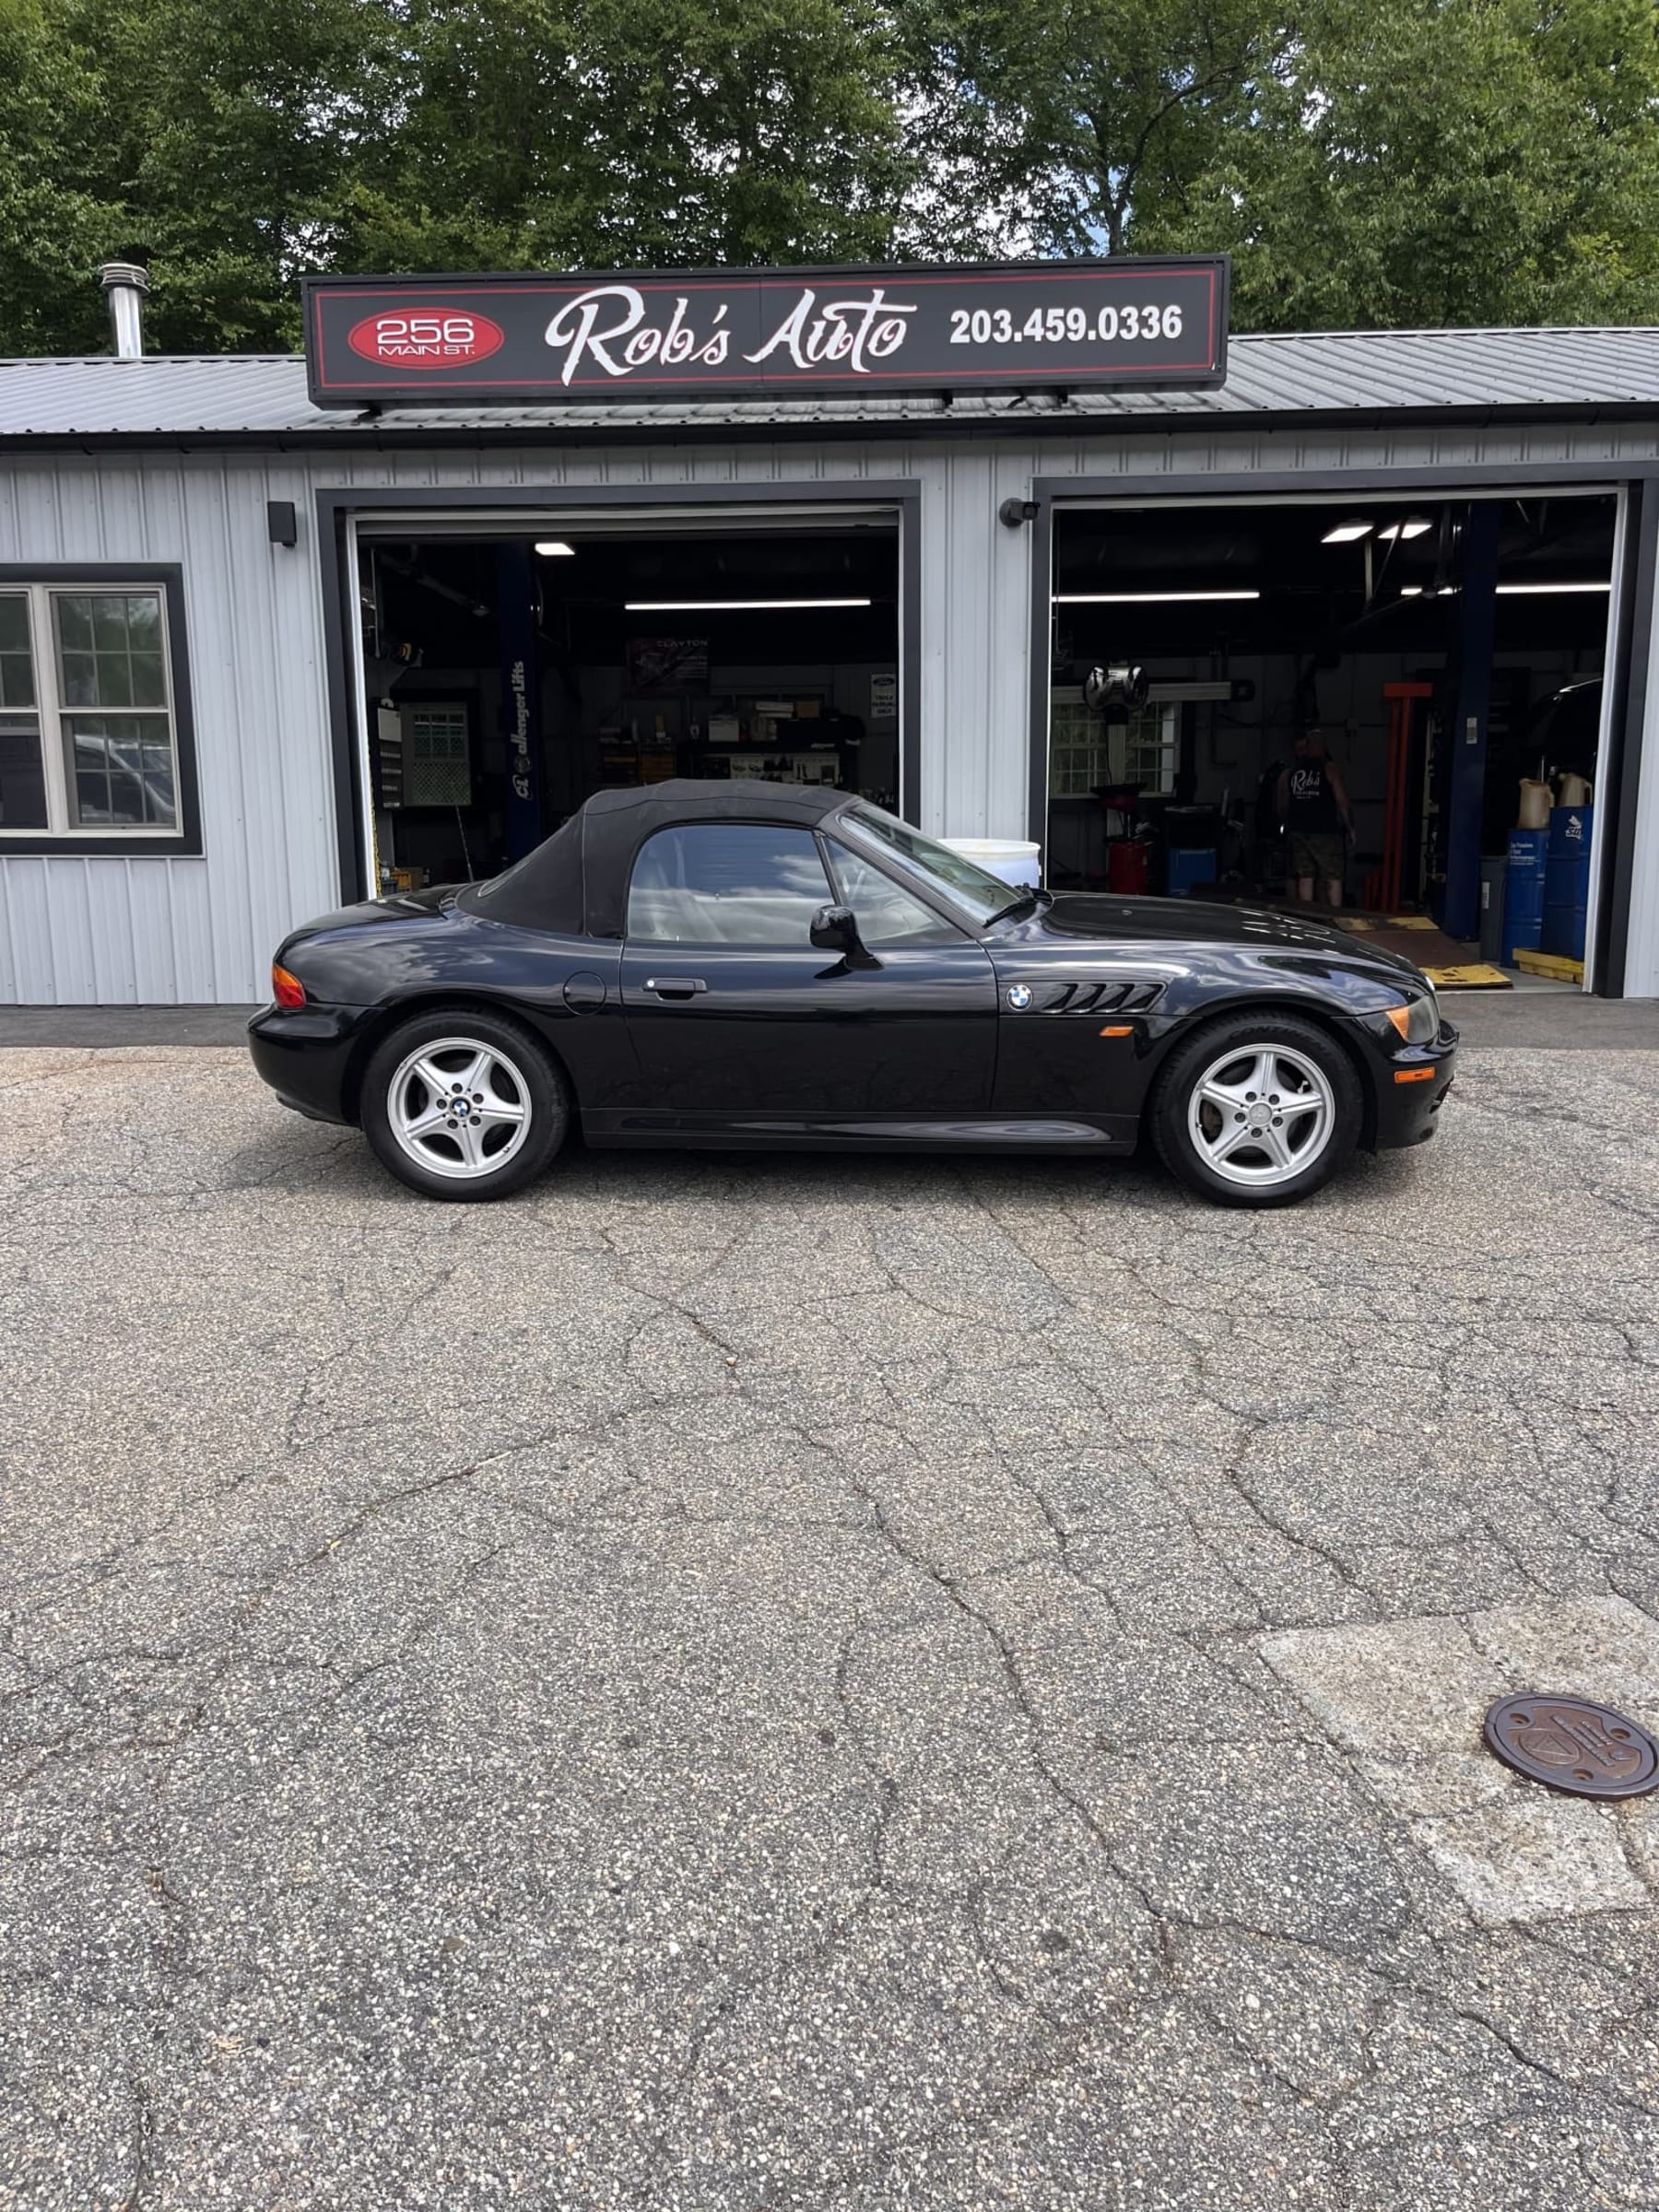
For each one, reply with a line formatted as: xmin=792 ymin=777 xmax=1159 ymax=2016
xmin=248 ymin=780 xmax=1456 ymax=1207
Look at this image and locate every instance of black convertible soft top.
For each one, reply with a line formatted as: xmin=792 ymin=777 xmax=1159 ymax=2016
xmin=465 ymin=779 xmax=854 ymax=938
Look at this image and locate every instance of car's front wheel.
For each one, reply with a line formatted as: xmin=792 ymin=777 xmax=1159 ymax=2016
xmin=360 ymin=1007 xmax=570 ymax=1200
xmin=1148 ymin=1013 xmax=1361 ymax=1207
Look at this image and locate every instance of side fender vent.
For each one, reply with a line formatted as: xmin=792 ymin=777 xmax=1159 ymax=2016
xmin=1043 ymin=981 xmax=1164 ymax=1015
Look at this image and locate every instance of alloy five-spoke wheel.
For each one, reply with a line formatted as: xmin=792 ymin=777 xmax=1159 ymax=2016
xmin=1149 ymin=1012 xmax=1361 ymax=1207
xmin=360 ymin=1006 xmax=570 ymax=1200
xmin=1185 ymin=1041 xmax=1335 ymax=1189
xmin=387 ymin=1034 xmax=533 ymax=1181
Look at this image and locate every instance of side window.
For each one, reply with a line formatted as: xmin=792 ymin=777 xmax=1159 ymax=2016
xmin=825 ymin=841 xmax=959 ymax=947
xmin=627 ymin=823 xmax=833 ymax=945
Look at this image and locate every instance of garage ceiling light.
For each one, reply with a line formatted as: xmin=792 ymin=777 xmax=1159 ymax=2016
xmin=534 ymin=540 xmax=576 ymax=557
xmin=1322 ymin=520 xmax=1373 ymax=543
xmin=623 ymin=596 xmax=872 ymax=611
xmin=1053 ymin=589 xmax=1261 ymax=605
xmin=1378 ymin=517 xmax=1434 ymax=541
xmin=1495 ymin=580 xmax=1611 ymax=594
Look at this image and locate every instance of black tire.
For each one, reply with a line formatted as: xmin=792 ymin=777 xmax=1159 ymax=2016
xmin=1147 ymin=1011 xmax=1362 ymax=1208
xmin=359 ymin=1005 xmax=570 ymax=1201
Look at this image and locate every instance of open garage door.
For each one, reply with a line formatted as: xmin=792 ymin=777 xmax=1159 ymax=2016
xmin=1042 ymin=491 xmax=1618 ymax=988
xmin=345 ymin=507 xmax=903 ymax=897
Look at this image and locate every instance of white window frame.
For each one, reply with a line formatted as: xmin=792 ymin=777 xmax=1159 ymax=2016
xmin=0 ymin=580 xmax=183 ymax=842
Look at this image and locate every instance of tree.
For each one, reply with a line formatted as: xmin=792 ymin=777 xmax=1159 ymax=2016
xmin=1157 ymin=0 xmax=1659 ymax=329
xmin=894 ymin=0 xmax=1291 ymax=259
xmin=340 ymin=0 xmax=916 ymax=275
xmin=0 ymin=0 xmax=921 ymax=355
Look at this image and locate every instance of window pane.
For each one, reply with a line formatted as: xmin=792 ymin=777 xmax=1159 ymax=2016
xmin=627 ymin=824 xmax=831 ymax=944
xmin=0 ymin=596 xmax=35 ymax=712
xmin=826 ymin=841 xmax=956 ymax=946
xmin=92 ymin=598 xmax=131 ymax=651
xmin=59 ymin=653 xmax=97 ymax=707
xmin=65 ymin=714 xmax=175 ymax=826
xmin=56 ymin=596 xmax=93 ymax=651
xmin=126 ymin=594 xmax=161 ymax=644
xmin=0 ymin=712 xmax=47 ymax=828
xmin=130 ymin=651 xmax=167 ymax=707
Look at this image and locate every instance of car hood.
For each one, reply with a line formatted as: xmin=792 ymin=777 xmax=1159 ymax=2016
xmin=1018 ymin=893 xmax=1430 ymax=984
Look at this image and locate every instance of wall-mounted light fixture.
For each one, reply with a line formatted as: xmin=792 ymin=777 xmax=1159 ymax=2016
xmin=266 ymin=500 xmax=298 ymax=547
xmin=999 ymin=498 xmax=1040 ymax=528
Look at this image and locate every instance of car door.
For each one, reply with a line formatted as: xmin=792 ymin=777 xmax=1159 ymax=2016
xmin=618 ymin=819 xmax=997 ymax=1124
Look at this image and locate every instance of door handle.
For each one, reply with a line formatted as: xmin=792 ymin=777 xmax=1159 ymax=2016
xmin=643 ymin=975 xmax=708 ymax=999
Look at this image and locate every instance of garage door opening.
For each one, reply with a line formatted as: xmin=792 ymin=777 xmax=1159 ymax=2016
xmin=1044 ymin=493 xmax=1618 ymax=985
xmin=353 ymin=516 xmax=901 ymax=894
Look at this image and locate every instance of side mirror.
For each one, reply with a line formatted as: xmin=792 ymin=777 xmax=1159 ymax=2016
xmin=811 ymin=903 xmax=861 ymax=954
xmin=811 ymin=903 xmax=878 ymax=967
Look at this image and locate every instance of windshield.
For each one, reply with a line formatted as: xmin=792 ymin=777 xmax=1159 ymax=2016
xmin=844 ymin=804 xmax=1030 ymax=926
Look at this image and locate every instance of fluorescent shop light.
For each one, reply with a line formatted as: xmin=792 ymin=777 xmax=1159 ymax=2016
xmin=1322 ymin=520 xmax=1373 ymax=543
xmin=1052 ymin=589 xmax=1261 ymax=605
xmin=623 ymin=596 xmax=872 ymax=611
xmin=534 ymin=540 xmax=575 ymax=556
xmin=1399 ymin=586 xmax=1423 ymax=597
xmin=1378 ymin=517 xmax=1434 ymax=541
xmin=1495 ymin=580 xmax=1611 ymax=594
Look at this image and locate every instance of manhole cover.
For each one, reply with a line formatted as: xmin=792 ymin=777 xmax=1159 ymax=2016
xmin=1483 ymin=1693 xmax=1659 ymax=1800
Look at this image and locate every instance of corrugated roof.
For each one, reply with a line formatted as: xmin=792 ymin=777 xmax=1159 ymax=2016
xmin=4 ymin=324 xmax=1659 ymax=442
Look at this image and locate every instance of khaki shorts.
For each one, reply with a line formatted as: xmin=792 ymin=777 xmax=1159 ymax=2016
xmin=1289 ymin=831 xmax=1345 ymax=883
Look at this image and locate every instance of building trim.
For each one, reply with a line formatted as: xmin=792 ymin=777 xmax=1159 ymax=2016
xmin=1597 ymin=480 xmax=1657 ymax=997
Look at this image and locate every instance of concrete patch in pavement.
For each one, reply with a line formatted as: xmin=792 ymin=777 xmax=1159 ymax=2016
xmin=1260 ymin=1599 xmax=1659 ymax=1924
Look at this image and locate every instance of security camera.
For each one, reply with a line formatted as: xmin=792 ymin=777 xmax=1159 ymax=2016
xmin=1083 ymin=663 xmax=1148 ymax=713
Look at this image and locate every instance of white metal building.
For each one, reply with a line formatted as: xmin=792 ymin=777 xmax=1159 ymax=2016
xmin=2 ymin=324 xmax=1658 ymax=1004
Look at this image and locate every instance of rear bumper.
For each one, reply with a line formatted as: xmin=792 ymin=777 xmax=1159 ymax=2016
xmin=1359 ymin=1018 xmax=1458 ymax=1150
xmin=246 ymin=1004 xmax=371 ymax=1124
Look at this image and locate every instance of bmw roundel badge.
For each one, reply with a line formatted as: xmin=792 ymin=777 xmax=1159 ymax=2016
xmin=1006 ymin=983 xmax=1033 ymax=1011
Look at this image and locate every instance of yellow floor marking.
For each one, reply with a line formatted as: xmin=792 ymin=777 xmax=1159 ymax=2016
xmin=1385 ymin=915 xmax=1438 ymax=930
xmin=1425 ymin=963 xmax=1512 ymax=989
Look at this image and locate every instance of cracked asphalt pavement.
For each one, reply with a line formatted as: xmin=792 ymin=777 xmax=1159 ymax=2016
xmin=5 ymin=1036 xmax=1659 ymax=2209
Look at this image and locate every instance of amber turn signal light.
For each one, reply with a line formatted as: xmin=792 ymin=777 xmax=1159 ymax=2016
xmin=1099 ymin=1024 xmax=1135 ymax=1038
xmin=272 ymin=963 xmax=306 ymax=1010
xmin=1383 ymin=1006 xmax=1412 ymax=1041
xmin=1394 ymin=1066 xmax=1435 ymax=1084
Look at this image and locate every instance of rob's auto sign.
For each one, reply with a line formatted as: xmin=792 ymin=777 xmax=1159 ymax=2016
xmin=302 ymin=260 xmax=1229 ymax=408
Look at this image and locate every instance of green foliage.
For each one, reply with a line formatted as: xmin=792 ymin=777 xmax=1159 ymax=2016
xmin=1173 ymin=0 xmax=1659 ymax=329
xmin=2 ymin=0 xmax=1657 ymax=350
xmin=902 ymin=0 xmax=1286 ymax=257
xmin=0 ymin=0 xmax=912 ymax=352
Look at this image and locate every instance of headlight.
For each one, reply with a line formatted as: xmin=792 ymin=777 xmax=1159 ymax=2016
xmin=1383 ymin=992 xmax=1439 ymax=1045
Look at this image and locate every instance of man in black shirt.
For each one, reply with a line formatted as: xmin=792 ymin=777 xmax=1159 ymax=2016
xmin=1277 ymin=730 xmax=1354 ymax=907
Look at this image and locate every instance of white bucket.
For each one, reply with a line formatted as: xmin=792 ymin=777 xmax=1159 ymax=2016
xmin=941 ymin=837 xmax=1042 ymax=889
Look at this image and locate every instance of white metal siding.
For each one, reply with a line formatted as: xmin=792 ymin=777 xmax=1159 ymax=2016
xmin=3 ymin=418 xmax=1658 ymax=1003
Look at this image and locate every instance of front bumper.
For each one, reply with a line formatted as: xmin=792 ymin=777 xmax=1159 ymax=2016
xmin=1359 ymin=1016 xmax=1459 ymax=1150
xmin=247 ymin=1003 xmax=373 ymax=1124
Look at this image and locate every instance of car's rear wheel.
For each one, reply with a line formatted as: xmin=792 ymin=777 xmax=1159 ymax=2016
xmin=361 ymin=1007 xmax=569 ymax=1201
xmin=1149 ymin=1013 xmax=1361 ymax=1207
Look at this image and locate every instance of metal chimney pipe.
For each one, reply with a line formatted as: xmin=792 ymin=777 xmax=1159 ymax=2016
xmin=99 ymin=261 xmax=149 ymax=359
